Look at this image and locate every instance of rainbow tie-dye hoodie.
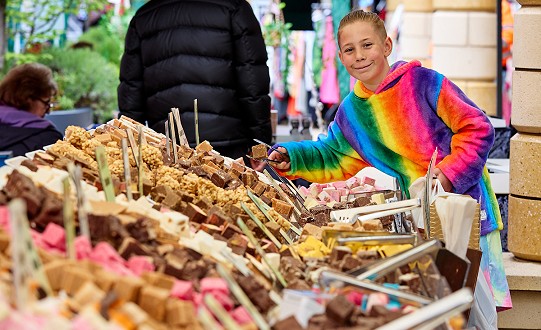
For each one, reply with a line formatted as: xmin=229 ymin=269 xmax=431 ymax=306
xmin=278 ymin=60 xmax=502 ymax=236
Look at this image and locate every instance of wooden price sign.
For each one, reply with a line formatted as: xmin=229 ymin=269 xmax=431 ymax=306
xmin=68 ymin=163 xmax=90 ymax=240
xmin=95 ymin=145 xmax=115 ymax=202
xmin=121 ymin=138 xmax=133 ymax=201
xmin=8 ymin=199 xmax=52 ymax=309
xmin=63 ymin=176 xmax=76 ymax=260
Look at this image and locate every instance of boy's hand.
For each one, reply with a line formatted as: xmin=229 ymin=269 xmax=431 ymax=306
xmin=249 ymin=158 xmax=267 ymax=172
xmin=433 ymin=168 xmax=453 ymax=192
xmin=268 ymin=147 xmax=291 ymax=171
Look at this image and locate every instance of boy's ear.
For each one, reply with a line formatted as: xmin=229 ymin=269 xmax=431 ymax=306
xmin=338 ymin=49 xmax=344 ymax=64
xmin=384 ymin=37 xmax=393 ymax=57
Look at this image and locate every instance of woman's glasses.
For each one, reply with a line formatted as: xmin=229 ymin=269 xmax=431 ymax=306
xmin=38 ymin=98 xmax=58 ymax=112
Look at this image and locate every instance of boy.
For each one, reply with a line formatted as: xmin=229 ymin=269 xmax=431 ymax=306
xmin=268 ymin=10 xmax=511 ymax=310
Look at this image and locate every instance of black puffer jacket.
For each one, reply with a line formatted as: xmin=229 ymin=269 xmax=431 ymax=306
xmin=118 ymin=0 xmax=272 ymax=148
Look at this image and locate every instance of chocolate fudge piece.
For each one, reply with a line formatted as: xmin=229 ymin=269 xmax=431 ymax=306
xmin=241 ymin=171 xmax=258 ymax=187
xmin=20 ymin=159 xmax=38 ymax=172
xmin=32 ymin=188 xmax=63 ymax=230
xmin=330 ymin=246 xmax=352 ymax=265
xmin=210 ymin=170 xmax=232 ymax=188
xmin=272 ymin=316 xmax=303 ymax=330
xmin=88 ymin=214 xmax=130 ymax=248
xmin=228 ymin=233 xmax=248 ymax=256
xmin=234 ymin=273 xmax=275 ymax=313
xmin=353 ymin=196 xmax=372 ymax=208
xmin=118 ymin=237 xmax=153 ymax=259
xmin=325 ymin=295 xmax=355 ymax=325
xmin=309 ymin=204 xmax=332 ymax=218
xmin=4 ymin=170 xmax=44 ymax=219
xmin=313 ymin=212 xmax=329 ymax=227
xmin=264 ymin=221 xmax=282 ymax=239
xmin=251 ymin=181 xmax=267 ymax=196
xmin=225 ymin=179 xmax=243 ymax=190
xmin=340 ymin=255 xmax=363 ymax=272
xmin=185 ymin=203 xmax=208 ymax=223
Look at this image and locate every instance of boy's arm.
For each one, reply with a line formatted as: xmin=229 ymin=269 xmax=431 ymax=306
xmin=434 ymin=78 xmax=495 ymax=194
xmin=275 ymin=122 xmax=369 ymax=183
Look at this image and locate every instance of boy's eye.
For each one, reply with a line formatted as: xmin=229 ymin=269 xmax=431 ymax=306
xmin=363 ymin=43 xmax=373 ymax=48
xmin=344 ymin=47 xmax=353 ymax=53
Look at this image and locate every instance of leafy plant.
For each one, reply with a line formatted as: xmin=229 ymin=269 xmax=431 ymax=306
xmin=35 ymin=47 xmax=118 ymax=123
xmin=5 ymin=0 xmax=108 ymax=52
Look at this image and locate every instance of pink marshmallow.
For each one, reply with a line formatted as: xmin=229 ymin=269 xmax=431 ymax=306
xmin=127 ymin=255 xmax=155 ymax=276
xmin=328 ymin=190 xmax=341 ymax=202
xmin=75 ymin=236 xmax=92 ymax=260
xmin=200 ymin=277 xmax=229 ymax=295
xmin=170 ymin=280 xmax=194 ymax=300
xmin=42 ymin=223 xmax=66 ymax=251
xmin=230 ymin=306 xmax=252 ymax=325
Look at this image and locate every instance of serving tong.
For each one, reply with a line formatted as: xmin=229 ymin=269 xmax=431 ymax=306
xmin=330 ymin=198 xmax=421 ymax=224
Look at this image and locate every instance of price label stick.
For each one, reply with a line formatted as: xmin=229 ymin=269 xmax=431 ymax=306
xmin=240 ymin=201 xmax=282 ymax=249
xmin=137 ymin=126 xmax=144 ymax=196
xmin=164 ymin=121 xmax=171 ymax=163
xmin=68 ymin=163 xmax=90 ymax=240
xmin=8 ymin=199 xmax=53 ymax=309
xmin=216 ymin=264 xmax=270 ymax=330
xmin=121 ymin=138 xmax=133 ymax=201
xmin=197 ymin=304 xmax=222 ymax=330
xmin=237 ymin=218 xmax=287 ymax=288
xmin=95 ymin=146 xmax=115 ymax=202
xmin=126 ymin=128 xmax=139 ymax=168
xmin=246 ymin=190 xmax=295 ymax=245
xmin=194 ymin=98 xmax=200 ymax=146
xmin=62 ymin=176 xmax=76 ymax=260
xmin=172 ymin=107 xmax=189 ymax=146
xmin=204 ymin=294 xmax=240 ymax=330
xmin=169 ymin=112 xmax=178 ymax=163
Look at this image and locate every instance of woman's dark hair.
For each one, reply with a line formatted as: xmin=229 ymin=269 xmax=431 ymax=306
xmin=0 ymin=63 xmax=58 ymax=111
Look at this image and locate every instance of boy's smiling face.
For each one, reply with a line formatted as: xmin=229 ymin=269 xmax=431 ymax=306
xmin=338 ymin=21 xmax=392 ymax=91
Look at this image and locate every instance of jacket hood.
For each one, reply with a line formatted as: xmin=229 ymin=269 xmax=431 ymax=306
xmin=354 ymin=60 xmax=422 ymax=98
xmin=0 ymin=105 xmax=53 ymax=129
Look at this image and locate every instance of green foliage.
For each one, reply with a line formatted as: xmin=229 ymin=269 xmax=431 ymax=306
xmin=262 ymin=2 xmax=292 ymax=48
xmin=6 ymin=0 xmax=109 ymax=51
xmin=77 ymin=23 xmax=123 ymax=65
xmin=36 ymin=47 xmax=118 ymax=123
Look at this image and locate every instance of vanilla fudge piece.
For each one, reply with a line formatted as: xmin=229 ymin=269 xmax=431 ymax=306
xmin=251 ymin=144 xmax=268 ymax=160
xmin=138 ymin=285 xmax=170 ymax=322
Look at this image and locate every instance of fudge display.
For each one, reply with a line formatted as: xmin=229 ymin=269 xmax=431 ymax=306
xmin=0 ymin=118 xmax=470 ymax=329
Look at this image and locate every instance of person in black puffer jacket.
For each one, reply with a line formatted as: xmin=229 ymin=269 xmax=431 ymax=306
xmin=118 ymin=0 xmax=271 ymax=164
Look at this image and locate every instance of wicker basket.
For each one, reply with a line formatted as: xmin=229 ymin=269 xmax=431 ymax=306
xmin=427 ymin=198 xmax=481 ymax=250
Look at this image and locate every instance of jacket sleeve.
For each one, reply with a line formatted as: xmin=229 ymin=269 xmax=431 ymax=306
xmin=231 ymin=1 xmax=272 ymax=144
xmin=277 ymin=121 xmax=370 ymax=183
xmin=118 ymin=18 xmax=147 ymax=124
xmin=435 ymin=78 xmax=495 ymax=194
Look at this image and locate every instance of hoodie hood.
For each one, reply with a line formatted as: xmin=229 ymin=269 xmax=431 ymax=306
xmin=0 ymin=105 xmax=53 ymax=129
xmin=354 ymin=60 xmax=422 ymax=98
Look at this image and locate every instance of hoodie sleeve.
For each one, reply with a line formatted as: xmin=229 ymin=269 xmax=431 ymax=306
xmin=118 ymin=18 xmax=147 ymax=124
xmin=277 ymin=121 xmax=370 ymax=183
xmin=231 ymin=0 xmax=272 ymax=144
xmin=434 ymin=78 xmax=495 ymax=194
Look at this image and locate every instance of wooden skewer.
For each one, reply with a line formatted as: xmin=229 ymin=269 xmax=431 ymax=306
xmin=121 ymin=138 xmax=133 ymax=201
xmin=168 ymin=113 xmax=178 ymax=163
xmin=194 ymin=99 xmax=200 ymax=146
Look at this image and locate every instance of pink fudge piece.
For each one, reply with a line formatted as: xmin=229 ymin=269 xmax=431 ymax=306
xmin=230 ymin=306 xmax=252 ymax=325
xmin=361 ymin=176 xmax=376 ymax=187
xmin=210 ymin=291 xmax=234 ymax=311
xmin=308 ymin=184 xmax=321 ymax=198
xmin=75 ymin=235 xmax=92 ymax=260
xmin=0 ymin=206 xmax=10 ymax=231
xmin=127 ymin=255 xmax=155 ymax=276
xmin=200 ymin=277 xmax=229 ymax=295
xmin=42 ymin=223 xmax=66 ymax=251
xmin=331 ymin=181 xmax=347 ymax=189
xmin=346 ymin=291 xmax=364 ymax=306
xmin=366 ymin=292 xmax=389 ymax=313
xmin=318 ymin=190 xmax=332 ymax=202
xmin=170 ymin=280 xmax=194 ymax=300
xmin=298 ymin=186 xmax=310 ymax=198
xmin=192 ymin=292 xmax=202 ymax=308
xmin=337 ymin=188 xmax=349 ymax=197
xmin=71 ymin=315 xmax=96 ymax=330
xmin=30 ymin=230 xmax=47 ymax=250
xmin=90 ymin=242 xmax=125 ymax=264
xmin=328 ymin=190 xmax=341 ymax=202
xmin=345 ymin=176 xmax=360 ymax=189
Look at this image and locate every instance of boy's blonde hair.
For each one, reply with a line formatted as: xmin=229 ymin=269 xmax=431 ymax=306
xmin=338 ymin=10 xmax=387 ymax=46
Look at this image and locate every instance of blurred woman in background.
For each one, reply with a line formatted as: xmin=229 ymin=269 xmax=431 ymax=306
xmin=0 ymin=63 xmax=62 ymax=156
